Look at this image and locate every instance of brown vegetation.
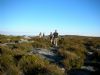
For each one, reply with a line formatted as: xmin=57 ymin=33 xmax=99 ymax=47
xmin=0 ymin=34 xmax=100 ymax=75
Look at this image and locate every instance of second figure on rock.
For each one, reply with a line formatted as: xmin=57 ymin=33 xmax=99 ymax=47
xmin=49 ymin=30 xmax=59 ymax=47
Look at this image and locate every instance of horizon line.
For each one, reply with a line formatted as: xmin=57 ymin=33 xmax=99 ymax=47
xmin=0 ymin=32 xmax=100 ymax=37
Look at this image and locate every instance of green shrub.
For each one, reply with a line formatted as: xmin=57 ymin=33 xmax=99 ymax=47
xmin=0 ymin=46 xmax=13 ymax=55
xmin=0 ymin=55 xmax=21 ymax=75
xmin=18 ymin=55 xmax=64 ymax=75
xmin=63 ymin=57 xmax=84 ymax=70
xmin=61 ymin=51 xmax=84 ymax=70
xmin=31 ymin=37 xmax=50 ymax=48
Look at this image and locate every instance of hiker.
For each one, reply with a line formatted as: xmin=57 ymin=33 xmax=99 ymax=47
xmin=39 ymin=32 xmax=42 ymax=38
xmin=49 ymin=32 xmax=53 ymax=45
xmin=43 ymin=33 xmax=45 ymax=37
xmin=53 ymin=30 xmax=58 ymax=47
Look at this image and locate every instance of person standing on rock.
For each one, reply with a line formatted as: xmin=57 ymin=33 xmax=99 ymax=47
xmin=53 ymin=30 xmax=59 ymax=47
xmin=43 ymin=33 xmax=45 ymax=37
xmin=49 ymin=32 xmax=53 ymax=45
xmin=39 ymin=32 xmax=42 ymax=38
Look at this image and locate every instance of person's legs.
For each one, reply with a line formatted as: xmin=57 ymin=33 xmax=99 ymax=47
xmin=55 ymin=38 xmax=58 ymax=46
xmin=53 ymin=38 xmax=58 ymax=46
xmin=53 ymin=38 xmax=56 ymax=46
xmin=50 ymin=38 xmax=53 ymax=44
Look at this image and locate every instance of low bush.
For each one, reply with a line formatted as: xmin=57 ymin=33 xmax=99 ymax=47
xmin=18 ymin=55 xmax=64 ymax=75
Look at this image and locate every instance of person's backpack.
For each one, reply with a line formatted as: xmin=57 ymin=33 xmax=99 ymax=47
xmin=54 ymin=32 xmax=58 ymax=38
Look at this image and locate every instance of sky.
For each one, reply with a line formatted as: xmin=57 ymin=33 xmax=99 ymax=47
xmin=0 ymin=0 xmax=100 ymax=36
